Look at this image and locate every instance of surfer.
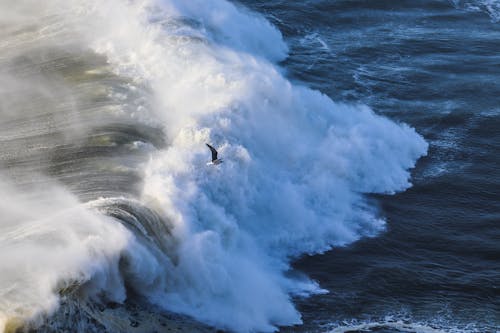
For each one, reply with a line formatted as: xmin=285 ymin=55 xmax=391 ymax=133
xmin=206 ymin=143 xmax=223 ymax=165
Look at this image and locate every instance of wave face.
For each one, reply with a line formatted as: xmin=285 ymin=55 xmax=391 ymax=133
xmin=0 ymin=0 xmax=427 ymax=332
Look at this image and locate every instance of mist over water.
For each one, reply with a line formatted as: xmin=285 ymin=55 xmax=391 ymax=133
xmin=0 ymin=0 xmax=430 ymax=332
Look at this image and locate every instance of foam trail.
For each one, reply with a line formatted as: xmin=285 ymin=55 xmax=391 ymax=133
xmin=0 ymin=0 xmax=428 ymax=332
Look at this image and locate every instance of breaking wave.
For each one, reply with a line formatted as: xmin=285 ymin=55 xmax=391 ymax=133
xmin=0 ymin=0 xmax=427 ymax=332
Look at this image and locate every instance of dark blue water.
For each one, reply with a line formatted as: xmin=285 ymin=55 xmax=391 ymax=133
xmin=237 ymin=1 xmax=500 ymax=332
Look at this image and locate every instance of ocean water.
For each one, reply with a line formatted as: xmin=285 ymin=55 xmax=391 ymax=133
xmin=0 ymin=0 xmax=497 ymax=333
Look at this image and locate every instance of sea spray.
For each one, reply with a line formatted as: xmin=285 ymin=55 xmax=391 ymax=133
xmin=0 ymin=181 xmax=130 ymax=331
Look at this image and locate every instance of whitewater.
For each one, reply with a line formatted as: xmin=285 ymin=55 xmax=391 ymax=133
xmin=0 ymin=0 xmax=427 ymax=332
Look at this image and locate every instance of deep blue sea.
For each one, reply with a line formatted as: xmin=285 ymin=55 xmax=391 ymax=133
xmin=0 ymin=0 xmax=498 ymax=332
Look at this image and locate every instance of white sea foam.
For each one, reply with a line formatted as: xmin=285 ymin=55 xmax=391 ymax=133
xmin=326 ymin=315 xmax=490 ymax=333
xmin=0 ymin=0 xmax=428 ymax=332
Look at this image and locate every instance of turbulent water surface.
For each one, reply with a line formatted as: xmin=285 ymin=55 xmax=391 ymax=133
xmin=0 ymin=0 xmax=498 ymax=332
